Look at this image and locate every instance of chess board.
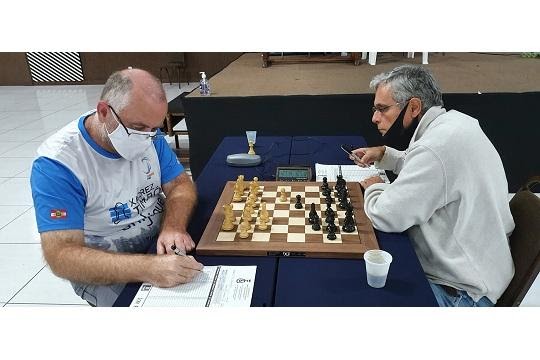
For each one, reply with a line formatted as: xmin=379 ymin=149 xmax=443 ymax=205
xmin=196 ymin=181 xmax=379 ymax=258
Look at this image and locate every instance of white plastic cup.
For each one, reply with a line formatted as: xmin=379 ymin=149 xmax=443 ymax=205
xmin=364 ymin=250 xmax=393 ymax=288
xmin=246 ymin=130 xmax=257 ymax=145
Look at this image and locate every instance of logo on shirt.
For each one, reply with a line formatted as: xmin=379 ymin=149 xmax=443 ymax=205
xmin=109 ymin=202 xmax=132 ymax=224
xmin=141 ymin=157 xmax=154 ymax=180
xmin=50 ymin=209 xmax=67 ymax=219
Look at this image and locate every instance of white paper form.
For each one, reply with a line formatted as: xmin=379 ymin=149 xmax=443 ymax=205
xmin=315 ymin=163 xmax=389 ymax=183
xmin=130 ymin=265 xmax=257 ymax=307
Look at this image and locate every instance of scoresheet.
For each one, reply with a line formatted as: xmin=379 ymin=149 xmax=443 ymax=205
xmin=315 ymin=163 xmax=389 ymax=183
xmin=130 ymin=265 xmax=257 ymax=307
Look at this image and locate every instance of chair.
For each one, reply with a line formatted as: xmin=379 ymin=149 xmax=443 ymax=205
xmin=159 ymin=54 xmax=188 ymax=88
xmin=496 ymin=176 xmax=540 ymax=306
xmin=162 ymin=92 xmax=189 ymax=149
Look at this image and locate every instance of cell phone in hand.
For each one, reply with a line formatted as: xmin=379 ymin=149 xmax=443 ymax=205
xmin=341 ymin=144 xmax=361 ymax=161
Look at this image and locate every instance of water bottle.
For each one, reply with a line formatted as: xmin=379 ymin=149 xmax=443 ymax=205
xmin=199 ymin=71 xmax=210 ymax=96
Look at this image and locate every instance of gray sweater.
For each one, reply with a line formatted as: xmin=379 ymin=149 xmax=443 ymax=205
xmin=364 ymin=106 xmax=514 ymax=303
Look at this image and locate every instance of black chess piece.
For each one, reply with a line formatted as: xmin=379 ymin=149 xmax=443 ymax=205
xmin=308 ymin=203 xmax=317 ymax=224
xmin=325 ymin=211 xmax=335 ymax=224
xmin=326 ymin=218 xmax=337 ymax=232
xmin=321 ymin=177 xmax=328 ymax=190
xmin=322 ymin=187 xmax=331 ymax=197
xmin=324 ymin=205 xmax=334 ymax=217
xmin=295 ymin=194 xmax=303 ymax=209
xmin=325 ymin=194 xmax=333 ymax=204
xmin=342 ymin=223 xmax=356 ymax=233
xmin=340 ymin=177 xmax=347 ymax=189
xmin=312 ymin=216 xmax=321 ymax=231
xmin=342 ymin=211 xmax=356 ymax=232
xmin=339 ymin=193 xmax=349 ymax=209
xmin=327 ymin=227 xmax=337 ymax=240
xmin=335 ymin=175 xmax=344 ymax=191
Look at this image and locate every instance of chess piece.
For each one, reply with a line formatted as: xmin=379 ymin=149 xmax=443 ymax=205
xmin=258 ymin=216 xmax=268 ymax=230
xmin=325 ymin=194 xmax=333 ymax=204
xmin=322 ymin=186 xmax=331 ymax=197
xmin=325 ymin=211 xmax=335 ymax=225
xmin=238 ymin=220 xmax=250 ymax=239
xmin=335 ymin=175 xmax=345 ymax=192
xmin=279 ymin=187 xmax=288 ymax=202
xmin=338 ymin=191 xmax=348 ymax=209
xmin=260 ymin=202 xmax=269 ymax=221
xmin=321 ymin=177 xmax=329 ymax=191
xmin=242 ymin=208 xmax=252 ymax=223
xmin=325 ymin=206 xmax=334 ymax=217
xmin=312 ymin=216 xmax=321 ymax=231
xmin=244 ymin=202 xmax=254 ymax=216
xmin=248 ymin=192 xmax=258 ymax=206
xmin=239 ymin=174 xmax=250 ymax=190
xmin=308 ymin=203 xmax=317 ymax=224
xmin=327 ymin=227 xmax=337 ymax=240
xmin=221 ymin=204 xmax=235 ymax=231
xmin=326 ymin=219 xmax=337 ymax=233
xmin=232 ymin=181 xmax=243 ymax=202
xmin=236 ymin=174 xmax=245 ymax=189
xmin=250 ymin=177 xmax=259 ymax=193
xmin=248 ymin=141 xmax=256 ymax=155
xmin=294 ymin=194 xmax=303 ymax=209
xmin=342 ymin=215 xmax=356 ymax=233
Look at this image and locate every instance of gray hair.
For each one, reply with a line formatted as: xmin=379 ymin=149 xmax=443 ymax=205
xmin=369 ymin=64 xmax=444 ymax=114
xmin=100 ymin=71 xmax=132 ymax=111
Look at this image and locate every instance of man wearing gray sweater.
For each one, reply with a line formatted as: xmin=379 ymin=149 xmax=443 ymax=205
xmin=352 ymin=65 xmax=514 ymax=307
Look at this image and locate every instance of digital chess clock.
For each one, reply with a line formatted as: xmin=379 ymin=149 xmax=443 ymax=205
xmin=275 ymin=166 xmax=312 ymax=181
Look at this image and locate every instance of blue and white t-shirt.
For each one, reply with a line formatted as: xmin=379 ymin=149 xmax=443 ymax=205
xmin=30 ymin=110 xmax=184 ymax=254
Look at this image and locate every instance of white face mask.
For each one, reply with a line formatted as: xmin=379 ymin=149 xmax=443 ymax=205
xmin=105 ymin=107 xmax=157 ymax=161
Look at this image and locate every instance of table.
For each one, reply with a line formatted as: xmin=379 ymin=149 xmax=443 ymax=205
xmin=114 ymin=136 xmax=437 ymax=306
xmin=262 ymin=52 xmax=361 ymax=67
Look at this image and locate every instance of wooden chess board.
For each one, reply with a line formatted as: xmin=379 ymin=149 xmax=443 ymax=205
xmin=196 ymin=181 xmax=380 ymax=258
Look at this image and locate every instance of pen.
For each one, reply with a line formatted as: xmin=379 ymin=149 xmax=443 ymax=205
xmin=170 ymin=245 xmax=203 ymax=272
xmin=170 ymin=244 xmax=186 ymax=257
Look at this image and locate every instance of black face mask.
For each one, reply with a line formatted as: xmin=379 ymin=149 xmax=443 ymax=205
xmin=381 ymin=102 xmax=419 ymax=151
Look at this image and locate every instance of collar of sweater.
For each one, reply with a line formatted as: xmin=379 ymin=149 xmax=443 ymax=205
xmin=409 ymin=106 xmax=446 ymax=145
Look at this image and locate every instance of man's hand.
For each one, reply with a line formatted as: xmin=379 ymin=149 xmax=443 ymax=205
xmin=148 ymin=254 xmax=204 ymax=287
xmin=350 ymin=146 xmax=386 ymax=167
xmin=360 ymin=175 xmax=385 ymax=190
xmin=156 ymin=229 xmax=196 ymax=255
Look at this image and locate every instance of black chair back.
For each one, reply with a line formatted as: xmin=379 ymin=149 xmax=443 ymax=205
xmin=496 ymin=176 xmax=540 ymax=306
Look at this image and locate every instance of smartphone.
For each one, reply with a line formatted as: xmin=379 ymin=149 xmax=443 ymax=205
xmin=341 ymin=144 xmax=361 ymax=161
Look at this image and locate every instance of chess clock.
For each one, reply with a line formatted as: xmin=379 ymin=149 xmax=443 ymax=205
xmin=275 ymin=166 xmax=312 ymax=181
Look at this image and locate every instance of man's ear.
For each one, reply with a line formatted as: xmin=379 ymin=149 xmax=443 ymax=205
xmin=409 ymin=98 xmax=422 ymax=118
xmin=96 ymin=101 xmax=109 ymax=122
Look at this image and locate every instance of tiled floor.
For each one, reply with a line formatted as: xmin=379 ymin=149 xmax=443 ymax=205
xmin=0 ymin=83 xmax=538 ymax=307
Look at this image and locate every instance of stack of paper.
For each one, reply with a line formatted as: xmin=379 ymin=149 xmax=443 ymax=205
xmin=315 ymin=163 xmax=389 ymax=183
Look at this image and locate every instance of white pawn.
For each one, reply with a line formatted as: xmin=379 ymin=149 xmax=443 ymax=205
xmin=258 ymin=217 xmax=268 ymax=231
xmin=279 ymin=187 xmax=288 ymax=202
xmin=260 ymin=201 xmax=269 ymax=221
xmin=238 ymin=220 xmax=250 ymax=239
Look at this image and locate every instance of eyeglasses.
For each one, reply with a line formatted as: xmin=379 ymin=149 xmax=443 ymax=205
xmin=371 ymin=101 xmax=408 ymax=114
xmin=108 ymin=105 xmax=158 ymax=140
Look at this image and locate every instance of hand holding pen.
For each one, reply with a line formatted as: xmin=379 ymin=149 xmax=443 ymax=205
xmin=171 ymin=244 xmax=187 ymax=256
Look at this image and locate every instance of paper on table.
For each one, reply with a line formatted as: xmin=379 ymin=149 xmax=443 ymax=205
xmin=315 ymin=163 xmax=389 ymax=183
xmin=130 ymin=265 xmax=256 ymax=307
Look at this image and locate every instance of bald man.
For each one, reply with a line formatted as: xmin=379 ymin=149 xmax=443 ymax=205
xmin=30 ymin=68 xmax=203 ymax=306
